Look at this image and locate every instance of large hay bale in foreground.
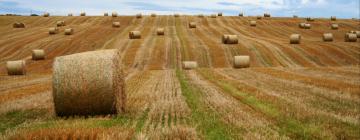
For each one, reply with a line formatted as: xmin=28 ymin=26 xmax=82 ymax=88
xmin=43 ymin=12 xmax=50 ymax=17
xmin=290 ymin=34 xmax=301 ymax=44
xmin=136 ymin=13 xmax=142 ymax=18
xmin=112 ymin=12 xmax=118 ymax=17
xmin=64 ymin=28 xmax=74 ymax=35
xmin=222 ymin=35 xmax=238 ymax=44
xmin=323 ymin=33 xmax=333 ymax=42
xmin=32 ymin=49 xmax=45 ymax=60
xmin=157 ymin=28 xmax=164 ymax=35
xmin=13 ymin=22 xmax=25 ymax=28
xmin=112 ymin=22 xmax=120 ymax=28
xmin=330 ymin=16 xmax=336 ymax=21
xmin=250 ymin=20 xmax=256 ymax=26
xmin=104 ymin=13 xmax=108 ymax=16
xmin=331 ymin=24 xmax=338 ymax=30
xmin=49 ymin=27 xmax=59 ymax=34
xmin=129 ymin=31 xmax=141 ymax=39
xmin=56 ymin=21 xmax=66 ymax=27
xmin=345 ymin=33 xmax=357 ymax=42
xmin=189 ymin=22 xmax=196 ymax=28
xmin=53 ymin=49 xmax=125 ymax=116
xmin=233 ymin=56 xmax=250 ymax=68
xmin=182 ymin=61 xmax=197 ymax=70
xmin=80 ymin=12 xmax=86 ymax=16
xmin=6 ymin=60 xmax=26 ymax=75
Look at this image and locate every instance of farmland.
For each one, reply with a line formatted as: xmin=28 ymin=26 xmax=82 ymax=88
xmin=0 ymin=15 xmax=359 ymax=139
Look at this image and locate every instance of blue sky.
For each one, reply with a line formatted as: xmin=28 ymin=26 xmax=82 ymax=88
xmin=0 ymin=0 xmax=358 ymax=18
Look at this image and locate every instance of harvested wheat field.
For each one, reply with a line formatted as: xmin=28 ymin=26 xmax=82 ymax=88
xmin=0 ymin=15 xmax=359 ymax=140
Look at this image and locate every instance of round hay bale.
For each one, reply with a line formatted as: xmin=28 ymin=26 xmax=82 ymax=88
xmin=53 ymin=49 xmax=125 ymax=116
xmin=322 ymin=33 xmax=333 ymax=42
xmin=239 ymin=13 xmax=244 ymax=17
xmin=49 ymin=27 xmax=59 ymax=34
xmin=56 ymin=21 xmax=66 ymax=27
xmin=250 ymin=20 xmax=256 ymax=26
xmin=68 ymin=13 xmax=73 ymax=16
xmin=112 ymin=12 xmax=118 ymax=17
xmin=218 ymin=12 xmax=223 ymax=16
xmin=6 ymin=60 xmax=26 ymax=75
xmin=257 ymin=16 xmax=262 ymax=19
xmin=264 ymin=13 xmax=271 ymax=17
xmin=290 ymin=34 xmax=301 ymax=44
xmin=13 ymin=22 xmax=25 ymax=28
xmin=151 ymin=13 xmax=156 ymax=17
xmin=43 ymin=12 xmax=50 ymax=17
xmin=304 ymin=23 xmax=311 ymax=29
xmin=157 ymin=28 xmax=164 ymax=35
xmin=112 ymin=22 xmax=120 ymax=28
xmin=222 ymin=35 xmax=238 ymax=44
xmin=136 ymin=13 xmax=142 ymax=18
xmin=64 ymin=28 xmax=74 ymax=35
xmin=210 ymin=14 xmax=217 ymax=18
xmin=80 ymin=12 xmax=86 ymax=16
xmin=129 ymin=31 xmax=141 ymax=39
xmin=189 ymin=22 xmax=196 ymax=28
xmin=345 ymin=33 xmax=357 ymax=42
xmin=32 ymin=49 xmax=45 ymax=60
xmin=104 ymin=12 xmax=109 ymax=16
xmin=222 ymin=34 xmax=230 ymax=44
xmin=356 ymin=31 xmax=360 ymax=38
xmin=330 ymin=16 xmax=336 ymax=21
xmin=233 ymin=56 xmax=250 ymax=68
xmin=331 ymin=24 xmax=338 ymax=30
xmin=174 ymin=14 xmax=180 ymax=17
xmin=298 ymin=23 xmax=305 ymax=28
xmin=182 ymin=61 xmax=197 ymax=70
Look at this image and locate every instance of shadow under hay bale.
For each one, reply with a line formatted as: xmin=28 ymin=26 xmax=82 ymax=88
xmin=157 ymin=28 xmax=164 ymax=35
xmin=222 ymin=35 xmax=238 ymax=44
xmin=32 ymin=49 xmax=45 ymax=60
xmin=112 ymin=22 xmax=120 ymax=28
xmin=13 ymin=22 xmax=25 ymax=28
xmin=52 ymin=49 xmax=125 ymax=116
xmin=189 ymin=22 xmax=196 ymax=28
xmin=323 ymin=33 xmax=333 ymax=42
xmin=290 ymin=34 xmax=301 ymax=44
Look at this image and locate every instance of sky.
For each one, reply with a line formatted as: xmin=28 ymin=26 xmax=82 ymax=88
xmin=0 ymin=0 xmax=359 ymax=18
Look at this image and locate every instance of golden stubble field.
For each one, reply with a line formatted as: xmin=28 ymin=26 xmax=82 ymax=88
xmin=0 ymin=15 xmax=359 ymax=139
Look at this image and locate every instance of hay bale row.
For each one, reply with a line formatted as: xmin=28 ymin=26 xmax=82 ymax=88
xmin=56 ymin=21 xmax=66 ymax=27
xmin=256 ymin=16 xmax=262 ymax=19
xmin=112 ymin=22 xmax=120 ymax=28
xmin=64 ymin=28 xmax=74 ymax=35
xmin=290 ymin=34 xmax=301 ymax=44
xmin=68 ymin=13 xmax=73 ymax=16
xmin=32 ymin=49 xmax=45 ymax=60
xmin=80 ymin=12 xmax=86 ymax=16
xmin=323 ymin=33 xmax=333 ymax=42
xmin=250 ymin=20 xmax=256 ymax=26
xmin=233 ymin=56 xmax=250 ymax=68
xmin=345 ymin=33 xmax=357 ymax=42
xmin=222 ymin=35 xmax=238 ymax=44
xmin=104 ymin=12 xmax=108 ymax=16
xmin=299 ymin=23 xmax=311 ymax=29
xmin=189 ymin=22 xmax=196 ymax=28
xmin=264 ymin=13 xmax=271 ymax=17
xmin=112 ymin=12 xmax=118 ymax=17
xmin=129 ymin=31 xmax=141 ymax=39
xmin=157 ymin=28 xmax=164 ymax=35
xmin=331 ymin=23 xmax=338 ymax=30
xmin=182 ymin=61 xmax=197 ymax=70
xmin=136 ymin=13 xmax=142 ymax=18
xmin=6 ymin=60 xmax=26 ymax=75
xmin=349 ymin=31 xmax=360 ymax=38
xmin=52 ymin=49 xmax=125 ymax=116
xmin=239 ymin=13 xmax=244 ymax=17
xmin=49 ymin=27 xmax=59 ymax=34
xmin=210 ymin=14 xmax=217 ymax=18
xmin=218 ymin=12 xmax=223 ymax=16
xmin=13 ymin=22 xmax=25 ymax=28
xmin=43 ymin=12 xmax=50 ymax=17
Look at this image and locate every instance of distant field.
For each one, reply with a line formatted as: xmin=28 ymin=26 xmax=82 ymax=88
xmin=0 ymin=15 xmax=359 ymax=139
